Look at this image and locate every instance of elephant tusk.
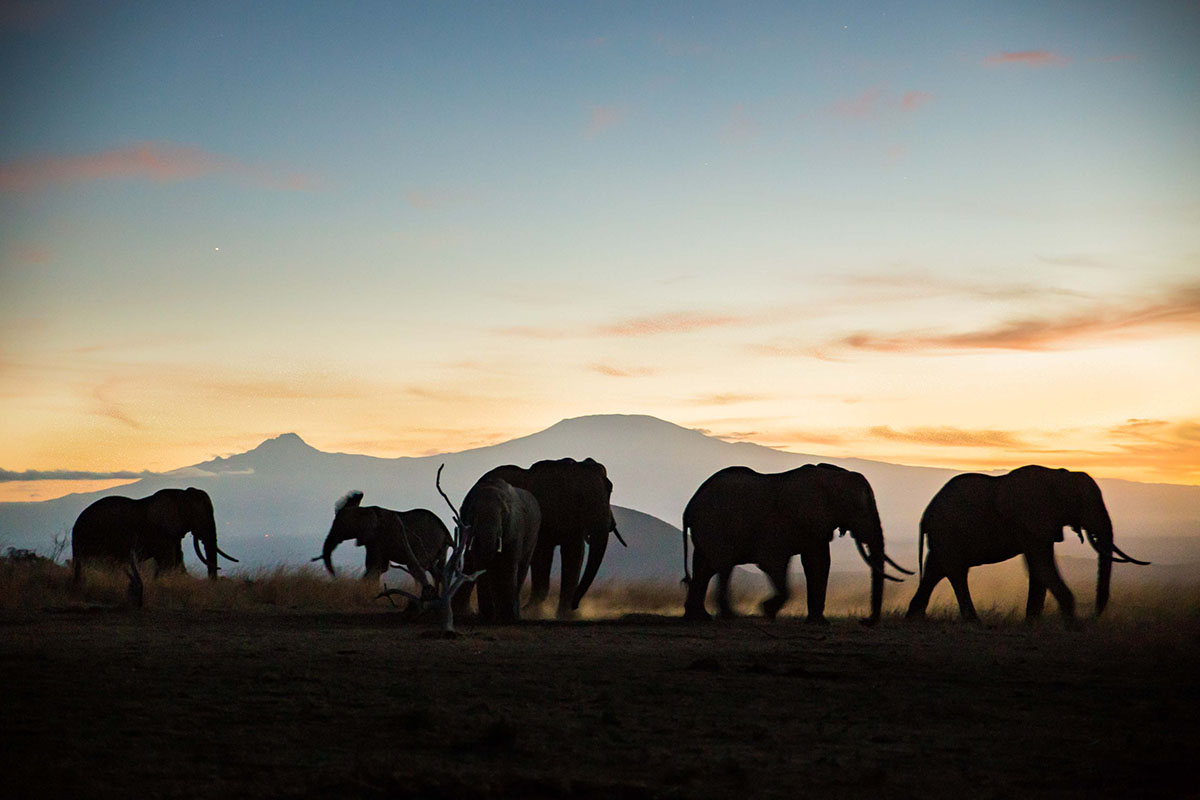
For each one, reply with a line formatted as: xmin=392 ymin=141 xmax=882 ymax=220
xmin=216 ymin=546 xmax=239 ymax=563
xmin=856 ymin=539 xmax=907 ymax=582
xmin=883 ymin=553 xmax=915 ymax=575
xmin=612 ymin=526 xmax=628 ymax=548
xmin=193 ymin=535 xmax=210 ymax=566
xmin=310 ymin=555 xmax=323 ymax=562
xmin=1111 ymin=543 xmax=1151 ymax=566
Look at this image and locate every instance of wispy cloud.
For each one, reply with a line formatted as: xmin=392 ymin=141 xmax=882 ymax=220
xmin=1035 ymin=253 xmax=1111 ymax=269
xmin=831 ymin=86 xmax=885 ymax=119
xmin=499 ymin=308 xmax=771 ymax=340
xmin=688 ymin=393 xmax=766 ymax=406
xmin=0 ymin=143 xmax=315 ymax=193
xmin=589 ymin=363 xmax=658 ymax=378
xmin=6 ymin=243 xmax=51 ymax=264
xmin=834 ymin=283 xmax=1200 ymax=353
xmin=984 ymin=50 xmax=1069 ymax=67
xmin=900 ymin=91 xmax=934 ymax=111
xmin=595 ymin=310 xmax=746 ymax=337
xmin=835 ymin=270 xmax=1086 ymax=303
xmin=867 ymin=426 xmax=1028 ymax=448
xmin=585 ymin=106 xmax=626 ymax=138
xmin=0 ymin=467 xmax=155 ymax=482
xmin=829 ymin=87 xmax=934 ymax=120
xmin=1103 ymin=418 xmax=1200 ymax=480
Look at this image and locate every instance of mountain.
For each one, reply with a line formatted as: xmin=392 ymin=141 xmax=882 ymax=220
xmin=2 ymin=415 xmax=1198 ymax=581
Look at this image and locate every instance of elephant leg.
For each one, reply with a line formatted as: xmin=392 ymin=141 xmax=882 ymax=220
xmin=1025 ymin=544 xmax=1075 ymax=623
xmin=477 ymin=576 xmax=496 ymax=622
xmin=526 ymin=542 xmax=553 ymax=611
xmin=715 ymin=567 xmax=736 ymax=619
xmin=556 ymin=536 xmax=585 ymax=619
xmin=1023 ymin=555 xmax=1047 ymax=622
xmin=905 ymin=553 xmax=947 ymax=619
xmin=498 ymin=558 xmax=520 ymax=623
xmin=684 ymin=548 xmax=716 ymax=621
xmin=946 ymin=566 xmax=979 ymax=622
xmin=759 ymin=557 xmax=791 ymax=621
xmin=799 ymin=547 xmax=831 ymax=625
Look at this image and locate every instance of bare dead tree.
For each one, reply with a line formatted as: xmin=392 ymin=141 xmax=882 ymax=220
xmin=377 ymin=464 xmax=483 ymax=633
xmin=50 ymin=528 xmax=71 ymax=563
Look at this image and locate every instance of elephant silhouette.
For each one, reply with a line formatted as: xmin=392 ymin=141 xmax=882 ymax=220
xmin=72 ymin=488 xmax=238 ymax=582
xmin=905 ymin=465 xmax=1149 ymax=624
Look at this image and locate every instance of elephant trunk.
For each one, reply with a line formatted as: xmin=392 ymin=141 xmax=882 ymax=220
xmin=1089 ymin=520 xmax=1115 ymax=616
xmin=1096 ymin=544 xmax=1112 ymax=616
xmin=321 ymin=528 xmax=351 ymax=577
xmin=868 ymin=560 xmax=884 ymax=625
xmin=192 ymin=534 xmax=218 ymax=579
xmin=854 ymin=538 xmax=902 ymax=626
xmin=572 ymin=526 xmax=610 ymax=610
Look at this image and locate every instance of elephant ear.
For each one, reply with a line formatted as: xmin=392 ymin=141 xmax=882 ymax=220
xmin=184 ymin=487 xmax=213 ymax=520
xmin=147 ymin=491 xmax=184 ymax=535
xmin=355 ymin=509 xmax=382 ymax=546
xmin=994 ymin=467 xmax=1067 ymax=542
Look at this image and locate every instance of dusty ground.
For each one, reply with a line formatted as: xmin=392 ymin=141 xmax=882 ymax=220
xmin=3 ymin=605 xmax=1197 ymax=799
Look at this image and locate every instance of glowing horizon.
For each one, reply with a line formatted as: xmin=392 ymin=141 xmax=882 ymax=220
xmin=1 ymin=3 xmax=1197 ymax=498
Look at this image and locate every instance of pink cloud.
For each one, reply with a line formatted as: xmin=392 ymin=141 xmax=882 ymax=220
xmin=984 ymin=50 xmax=1069 ymax=67
xmin=500 ymin=305 xmax=791 ymax=340
xmin=901 ymin=91 xmax=934 ymax=111
xmin=0 ymin=143 xmax=315 ymax=192
xmin=594 ymin=310 xmax=745 ymax=337
xmin=831 ymin=86 xmax=884 ymax=119
xmin=835 ymin=283 xmax=1200 ymax=353
xmin=830 ymin=87 xmax=933 ymax=120
xmin=585 ymin=106 xmax=626 ymax=138
xmin=8 ymin=244 xmax=51 ymax=264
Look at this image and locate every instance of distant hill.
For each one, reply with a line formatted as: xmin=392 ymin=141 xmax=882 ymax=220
xmin=1 ymin=415 xmax=1197 ymax=584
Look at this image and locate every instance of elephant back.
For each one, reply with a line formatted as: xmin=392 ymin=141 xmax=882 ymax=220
xmin=395 ymin=508 xmax=453 ymax=567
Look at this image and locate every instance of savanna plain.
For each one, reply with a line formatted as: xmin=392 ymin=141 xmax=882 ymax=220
xmin=2 ymin=560 xmax=1197 ymax=799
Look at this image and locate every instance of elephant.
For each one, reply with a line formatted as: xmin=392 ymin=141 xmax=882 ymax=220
xmin=72 ymin=487 xmax=238 ymax=582
xmin=682 ymin=464 xmax=910 ymax=625
xmin=475 ymin=458 xmax=622 ymax=619
xmin=451 ymin=476 xmax=541 ymax=622
xmin=317 ymin=491 xmax=452 ymax=597
xmin=905 ymin=465 xmax=1149 ymax=624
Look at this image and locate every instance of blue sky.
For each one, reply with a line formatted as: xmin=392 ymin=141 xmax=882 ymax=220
xmin=1 ymin=1 xmax=1198 ymax=496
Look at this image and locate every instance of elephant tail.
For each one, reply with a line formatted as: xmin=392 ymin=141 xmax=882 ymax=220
xmin=681 ymin=508 xmax=692 ymax=586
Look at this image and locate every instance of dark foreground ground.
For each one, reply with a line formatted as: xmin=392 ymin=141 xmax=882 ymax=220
xmin=3 ymin=608 xmax=1198 ymax=799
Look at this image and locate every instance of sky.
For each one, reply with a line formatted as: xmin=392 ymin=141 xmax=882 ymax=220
xmin=1 ymin=0 xmax=1199 ymax=501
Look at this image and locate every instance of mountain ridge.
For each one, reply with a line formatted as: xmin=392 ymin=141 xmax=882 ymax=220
xmin=2 ymin=414 xmax=1197 ymax=578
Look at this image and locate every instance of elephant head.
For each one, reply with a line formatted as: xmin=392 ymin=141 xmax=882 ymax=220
xmin=1000 ymin=467 xmax=1147 ymax=615
xmin=816 ymin=465 xmax=912 ymax=623
xmin=150 ymin=487 xmax=230 ymax=578
xmin=572 ymin=476 xmax=623 ymax=610
xmin=462 ymin=486 xmax=507 ymax=568
xmin=320 ymin=491 xmax=370 ymax=577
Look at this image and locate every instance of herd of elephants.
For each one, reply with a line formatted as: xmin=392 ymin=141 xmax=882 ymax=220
xmin=70 ymin=457 xmax=1150 ymax=626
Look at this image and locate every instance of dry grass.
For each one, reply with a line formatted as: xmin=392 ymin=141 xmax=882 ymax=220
xmin=3 ymin=557 xmax=1197 ymax=634
xmin=0 ymin=559 xmax=386 ymax=614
